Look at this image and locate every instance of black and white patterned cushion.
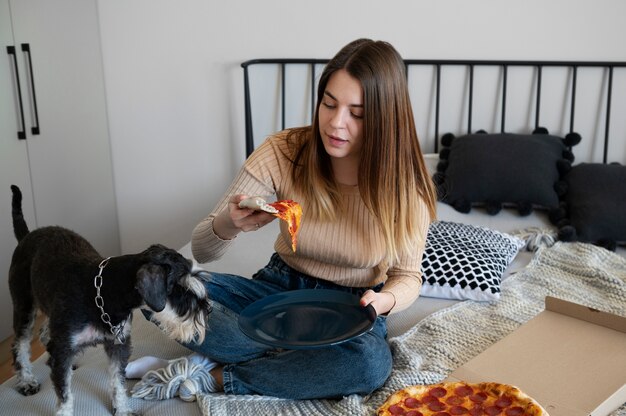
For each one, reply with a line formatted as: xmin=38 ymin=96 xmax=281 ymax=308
xmin=420 ymin=221 xmax=525 ymax=301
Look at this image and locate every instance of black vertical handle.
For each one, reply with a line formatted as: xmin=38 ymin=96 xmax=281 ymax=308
xmin=6 ymin=46 xmax=27 ymax=140
xmin=21 ymin=43 xmax=40 ymax=135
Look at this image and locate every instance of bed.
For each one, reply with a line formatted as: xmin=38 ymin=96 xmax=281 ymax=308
xmin=1 ymin=58 xmax=625 ymax=416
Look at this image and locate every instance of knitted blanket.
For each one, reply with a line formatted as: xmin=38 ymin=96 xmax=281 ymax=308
xmin=197 ymin=242 xmax=626 ymax=416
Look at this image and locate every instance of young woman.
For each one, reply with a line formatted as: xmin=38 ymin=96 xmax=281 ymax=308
xmin=130 ymin=38 xmax=436 ymax=400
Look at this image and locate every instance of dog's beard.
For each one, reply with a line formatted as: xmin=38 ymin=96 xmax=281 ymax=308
xmin=151 ymin=305 xmax=207 ymax=344
xmin=150 ymin=274 xmax=209 ymax=344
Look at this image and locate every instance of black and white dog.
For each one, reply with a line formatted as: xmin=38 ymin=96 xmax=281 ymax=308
xmin=8 ymin=185 xmax=211 ymax=416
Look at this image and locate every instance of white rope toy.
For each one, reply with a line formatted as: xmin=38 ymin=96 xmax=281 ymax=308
xmin=131 ymin=356 xmax=219 ymax=402
xmin=512 ymin=227 xmax=557 ymax=252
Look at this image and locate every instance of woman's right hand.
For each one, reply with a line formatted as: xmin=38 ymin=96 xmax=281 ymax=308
xmin=213 ymin=194 xmax=275 ymax=239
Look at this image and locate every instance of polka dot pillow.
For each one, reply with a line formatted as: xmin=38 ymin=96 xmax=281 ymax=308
xmin=420 ymin=221 xmax=525 ymax=301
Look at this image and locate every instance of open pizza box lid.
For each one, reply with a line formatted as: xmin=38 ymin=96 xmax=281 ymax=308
xmin=445 ymin=296 xmax=626 ymax=416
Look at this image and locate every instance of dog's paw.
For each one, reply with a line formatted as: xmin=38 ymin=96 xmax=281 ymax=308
xmin=17 ymin=378 xmax=41 ymax=396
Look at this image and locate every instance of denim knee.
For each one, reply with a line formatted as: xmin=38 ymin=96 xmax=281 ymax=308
xmin=343 ymin=327 xmax=392 ymax=394
xmin=182 ymin=301 xmax=271 ymax=363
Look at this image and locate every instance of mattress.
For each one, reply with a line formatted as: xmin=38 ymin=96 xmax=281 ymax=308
xmin=2 ymin=151 xmax=625 ymax=414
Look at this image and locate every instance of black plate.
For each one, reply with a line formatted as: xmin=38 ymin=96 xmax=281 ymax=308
xmin=238 ymin=289 xmax=377 ymax=349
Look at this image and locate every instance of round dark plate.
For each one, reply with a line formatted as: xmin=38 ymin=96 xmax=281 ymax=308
xmin=238 ymin=289 xmax=377 ymax=349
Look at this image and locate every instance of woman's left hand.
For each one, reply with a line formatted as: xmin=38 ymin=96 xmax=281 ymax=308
xmin=360 ymin=290 xmax=395 ymax=316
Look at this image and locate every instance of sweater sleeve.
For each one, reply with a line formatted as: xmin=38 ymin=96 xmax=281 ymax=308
xmin=191 ymin=136 xmax=285 ymax=263
xmin=380 ymin=198 xmax=432 ymax=314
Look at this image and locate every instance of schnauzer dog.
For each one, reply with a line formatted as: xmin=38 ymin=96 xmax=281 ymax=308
xmin=8 ymin=185 xmax=211 ymax=416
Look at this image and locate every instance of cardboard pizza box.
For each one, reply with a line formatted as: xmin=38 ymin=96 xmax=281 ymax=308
xmin=446 ymin=296 xmax=626 ymax=416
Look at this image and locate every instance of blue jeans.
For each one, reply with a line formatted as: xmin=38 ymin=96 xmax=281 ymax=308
xmin=183 ymin=253 xmax=392 ymax=399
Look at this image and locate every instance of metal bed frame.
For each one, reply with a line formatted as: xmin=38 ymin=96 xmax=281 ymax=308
xmin=242 ymin=59 xmax=626 ymax=162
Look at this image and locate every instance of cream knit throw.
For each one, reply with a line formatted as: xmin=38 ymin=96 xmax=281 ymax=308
xmin=197 ymin=242 xmax=626 ymax=416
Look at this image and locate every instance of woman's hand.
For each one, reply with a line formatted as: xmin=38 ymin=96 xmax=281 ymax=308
xmin=360 ymin=290 xmax=395 ymax=316
xmin=213 ymin=194 xmax=275 ymax=239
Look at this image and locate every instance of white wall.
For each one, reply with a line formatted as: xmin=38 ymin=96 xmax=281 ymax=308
xmin=97 ymin=0 xmax=626 ymax=253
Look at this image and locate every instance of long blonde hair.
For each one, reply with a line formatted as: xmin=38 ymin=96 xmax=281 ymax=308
xmin=287 ymin=39 xmax=437 ymax=264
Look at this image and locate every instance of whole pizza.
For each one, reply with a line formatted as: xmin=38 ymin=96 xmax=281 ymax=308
xmin=377 ymin=381 xmax=548 ymax=416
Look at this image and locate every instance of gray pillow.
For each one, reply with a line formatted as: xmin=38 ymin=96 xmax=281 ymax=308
xmin=433 ymin=131 xmax=581 ymax=215
xmin=550 ymin=162 xmax=626 ymax=249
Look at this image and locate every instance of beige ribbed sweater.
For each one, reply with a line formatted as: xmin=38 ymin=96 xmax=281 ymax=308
xmin=192 ymin=132 xmax=430 ymax=313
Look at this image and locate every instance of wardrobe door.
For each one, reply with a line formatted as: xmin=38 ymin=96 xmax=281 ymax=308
xmin=9 ymin=0 xmax=120 ymax=255
xmin=0 ymin=0 xmax=37 ymax=341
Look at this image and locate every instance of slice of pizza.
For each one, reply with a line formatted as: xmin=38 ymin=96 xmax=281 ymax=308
xmin=267 ymin=200 xmax=302 ymax=252
xmin=239 ymin=197 xmax=302 ymax=252
xmin=377 ymin=381 xmax=548 ymax=416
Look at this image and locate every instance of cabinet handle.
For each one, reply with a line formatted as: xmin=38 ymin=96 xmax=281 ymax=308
xmin=6 ymin=46 xmax=27 ymax=140
xmin=21 ymin=44 xmax=40 ymax=135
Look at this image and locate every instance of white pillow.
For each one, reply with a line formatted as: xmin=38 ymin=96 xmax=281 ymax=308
xmin=422 ymin=152 xmax=440 ymax=176
xmin=420 ymin=221 xmax=525 ymax=301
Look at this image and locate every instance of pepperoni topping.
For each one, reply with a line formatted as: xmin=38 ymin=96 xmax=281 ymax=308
xmin=404 ymin=397 xmax=421 ymax=408
xmin=268 ymin=201 xmax=289 ymax=212
xmin=450 ymin=406 xmax=470 ymax=415
xmin=422 ymin=395 xmax=440 ymax=404
xmin=469 ymin=392 xmax=488 ymax=403
xmin=433 ymin=413 xmax=452 ymax=416
xmin=469 ymin=405 xmax=485 ymax=416
xmin=405 ymin=411 xmax=424 ymax=416
xmin=454 ymin=385 xmax=474 ymax=397
xmin=505 ymin=407 xmax=524 ymax=416
xmin=495 ymin=396 xmax=513 ymax=408
xmin=485 ymin=406 xmax=503 ymax=416
xmin=428 ymin=401 xmax=447 ymax=412
xmin=429 ymin=387 xmax=448 ymax=398
xmin=389 ymin=404 xmax=406 ymax=415
xmin=446 ymin=396 xmax=464 ymax=406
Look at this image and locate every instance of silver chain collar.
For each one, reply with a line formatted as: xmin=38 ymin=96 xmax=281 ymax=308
xmin=94 ymin=257 xmax=128 ymax=345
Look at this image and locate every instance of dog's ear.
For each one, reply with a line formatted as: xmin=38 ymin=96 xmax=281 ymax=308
xmin=143 ymin=244 xmax=192 ymax=292
xmin=136 ymin=264 xmax=168 ymax=312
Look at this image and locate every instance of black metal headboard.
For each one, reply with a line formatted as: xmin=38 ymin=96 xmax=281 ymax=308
xmin=242 ymin=59 xmax=626 ymax=163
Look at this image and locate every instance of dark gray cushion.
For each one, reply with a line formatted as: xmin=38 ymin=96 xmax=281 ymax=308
xmin=434 ymin=132 xmax=577 ymax=215
xmin=555 ymin=163 xmax=626 ymax=246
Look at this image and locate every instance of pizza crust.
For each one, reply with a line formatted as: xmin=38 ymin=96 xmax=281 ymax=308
xmin=238 ymin=196 xmax=279 ymax=213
